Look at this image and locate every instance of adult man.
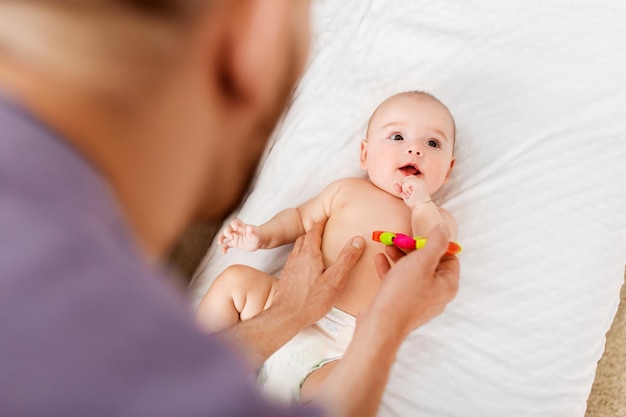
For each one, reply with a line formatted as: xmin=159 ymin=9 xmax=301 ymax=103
xmin=0 ymin=1 xmax=459 ymax=416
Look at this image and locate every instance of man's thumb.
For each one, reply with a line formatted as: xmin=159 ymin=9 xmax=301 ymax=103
xmin=421 ymin=224 xmax=450 ymax=260
xmin=327 ymin=236 xmax=365 ymax=284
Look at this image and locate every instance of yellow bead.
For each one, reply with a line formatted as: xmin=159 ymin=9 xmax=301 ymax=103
xmin=414 ymin=236 xmax=427 ymax=249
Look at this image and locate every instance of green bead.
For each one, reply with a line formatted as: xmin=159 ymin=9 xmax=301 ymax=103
xmin=379 ymin=232 xmax=395 ymax=245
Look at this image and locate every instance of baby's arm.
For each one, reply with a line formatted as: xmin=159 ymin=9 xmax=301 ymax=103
xmin=399 ymin=176 xmax=457 ymax=241
xmin=219 ymin=181 xmax=341 ymax=253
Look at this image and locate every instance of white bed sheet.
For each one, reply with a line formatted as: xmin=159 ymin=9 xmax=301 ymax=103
xmin=189 ymin=1 xmax=626 ymax=416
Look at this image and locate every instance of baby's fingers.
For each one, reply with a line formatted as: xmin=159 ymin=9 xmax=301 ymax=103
xmin=218 ymin=230 xmax=232 ymax=244
xmin=230 ymin=218 xmax=245 ymax=231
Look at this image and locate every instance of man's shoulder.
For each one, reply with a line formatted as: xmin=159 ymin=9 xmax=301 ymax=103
xmin=0 ymin=173 xmax=258 ymax=416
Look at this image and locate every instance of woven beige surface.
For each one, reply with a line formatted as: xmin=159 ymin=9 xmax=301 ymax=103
xmin=586 ymin=270 xmax=626 ymax=417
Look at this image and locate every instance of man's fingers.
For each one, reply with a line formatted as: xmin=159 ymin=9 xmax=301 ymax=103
xmin=326 ymin=236 xmax=365 ymax=289
xmin=301 ymin=221 xmax=326 ymax=248
xmin=287 ymin=221 xmax=327 ymax=265
xmin=436 ymin=255 xmax=461 ymax=293
xmin=291 ymin=221 xmax=325 ymax=257
xmin=374 ymin=253 xmax=391 ymax=280
xmin=290 ymin=234 xmax=304 ymax=256
xmin=384 ymin=245 xmax=406 ymax=263
xmin=418 ymin=223 xmax=451 ymax=264
xmin=334 ymin=236 xmax=365 ymax=270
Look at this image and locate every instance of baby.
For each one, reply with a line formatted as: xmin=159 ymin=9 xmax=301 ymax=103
xmin=196 ymin=90 xmax=458 ymax=402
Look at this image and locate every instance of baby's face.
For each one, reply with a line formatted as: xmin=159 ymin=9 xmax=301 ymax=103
xmin=360 ymin=94 xmax=456 ymax=198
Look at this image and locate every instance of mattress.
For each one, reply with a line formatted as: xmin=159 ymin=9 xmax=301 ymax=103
xmin=189 ymin=1 xmax=626 ymax=415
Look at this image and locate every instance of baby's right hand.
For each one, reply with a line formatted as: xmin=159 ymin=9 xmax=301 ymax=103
xmin=218 ymin=218 xmax=264 ymax=253
xmin=398 ymin=176 xmax=431 ymax=210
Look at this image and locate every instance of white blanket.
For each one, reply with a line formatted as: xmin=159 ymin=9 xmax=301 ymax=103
xmin=189 ymin=1 xmax=626 ymax=415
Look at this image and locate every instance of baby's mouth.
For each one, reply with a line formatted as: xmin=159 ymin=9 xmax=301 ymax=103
xmin=399 ymin=164 xmax=421 ymax=176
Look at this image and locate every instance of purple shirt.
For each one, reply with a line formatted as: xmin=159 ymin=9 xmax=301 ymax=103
xmin=0 ymin=95 xmax=322 ymax=417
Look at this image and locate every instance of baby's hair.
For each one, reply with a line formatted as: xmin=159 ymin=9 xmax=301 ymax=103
xmin=366 ymin=90 xmax=456 ymax=148
xmin=400 ymin=90 xmax=438 ymax=100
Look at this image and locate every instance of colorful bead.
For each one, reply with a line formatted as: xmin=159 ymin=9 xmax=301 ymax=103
xmin=371 ymin=230 xmax=462 ymax=256
xmin=414 ymin=237 xmax=427 ymax=250
xmin=379 ymin=232 xmax=396 ymax=245
xmin=393 ymin=233 xmax=416 ymax=249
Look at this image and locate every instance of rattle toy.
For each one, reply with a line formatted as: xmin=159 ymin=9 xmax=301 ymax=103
xmin=372 ymin=231 xmax=462 ymax=256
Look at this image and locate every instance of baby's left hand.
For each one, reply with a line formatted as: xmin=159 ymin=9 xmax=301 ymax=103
xmin=395 ymin=176 xmax=431 ymax=210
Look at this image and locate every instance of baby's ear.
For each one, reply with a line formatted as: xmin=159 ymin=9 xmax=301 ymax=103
xmin=444 ymin=157 xmax=456 ymax=182
xmin=359 ymin=139 xmax=368 ymax=170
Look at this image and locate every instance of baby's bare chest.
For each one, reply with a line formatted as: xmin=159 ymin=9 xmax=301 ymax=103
xmin=319 ymin=184 xmax=415 ymax=313
xmin=321 ymin=185 xmax=412 ymax=265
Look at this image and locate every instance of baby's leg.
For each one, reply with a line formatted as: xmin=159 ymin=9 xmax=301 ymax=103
xmin=300 ymin=361 xmax=339 ymax=402
xmin=196 ymin=264 xmax=276 ymax=333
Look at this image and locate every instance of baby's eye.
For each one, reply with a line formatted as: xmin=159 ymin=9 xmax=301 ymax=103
xmin=390 ymin=134 xmax=404 ymax=141
xmin=427 ymin=139 xmax=440 ymax=148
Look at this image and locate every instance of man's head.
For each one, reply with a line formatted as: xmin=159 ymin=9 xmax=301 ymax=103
xmin=0 ymin=0 xmax=312 ymax=255
xmin=360 ymin=91 xmax=456 ymax=198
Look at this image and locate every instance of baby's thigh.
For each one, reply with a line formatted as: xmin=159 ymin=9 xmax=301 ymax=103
xmin=216 ymin=264 xmax=277 ymax=320
xmin=300 ymin=360 xmax=339 ymax=402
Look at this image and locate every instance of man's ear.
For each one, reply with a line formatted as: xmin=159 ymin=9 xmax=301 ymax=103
xmin=360 ymin=139 xmax=368 ymax=170
xmin=212 ymin=0 xmax=292 ymax=111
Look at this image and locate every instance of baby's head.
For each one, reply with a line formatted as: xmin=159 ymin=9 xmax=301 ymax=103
xmin=360 ymin=91 xmax=456 ymax=198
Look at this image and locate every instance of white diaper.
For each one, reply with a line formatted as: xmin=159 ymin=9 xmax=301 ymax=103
xmin=258 ymin=306 xmax=356 ymax=403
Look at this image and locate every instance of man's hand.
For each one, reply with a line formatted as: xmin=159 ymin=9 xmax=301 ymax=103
xmin=372 ymin=223 xmax=460 ymax=335
xmin=219 ymin=221 xmax=365 ymax=369
xmin=314 ymin=223 xmax=459 ymax=417
xmin=272 ymin=221 xmax=365 ymax=329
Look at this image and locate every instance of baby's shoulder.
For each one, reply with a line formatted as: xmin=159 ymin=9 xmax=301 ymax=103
xmin=324 ymin=177 xmax=375 ymax=198
xmin=327 ymin=177 xmax=372 ymax=192
xmin=319 ymin=177 xmax=373 ymax=207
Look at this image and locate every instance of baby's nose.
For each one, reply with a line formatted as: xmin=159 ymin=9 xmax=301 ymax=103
xmin=407 ymin=145 xmax=421 ymax=155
